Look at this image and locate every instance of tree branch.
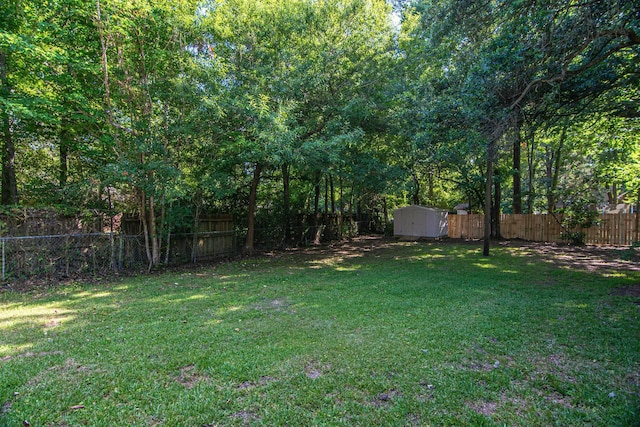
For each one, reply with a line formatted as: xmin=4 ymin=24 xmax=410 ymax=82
xmin=510 ymin=28 xmax=640 ymax=110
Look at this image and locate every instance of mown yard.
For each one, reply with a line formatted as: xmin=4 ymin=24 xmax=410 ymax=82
xmin=1 ymin=238 xmax=639 ymax=426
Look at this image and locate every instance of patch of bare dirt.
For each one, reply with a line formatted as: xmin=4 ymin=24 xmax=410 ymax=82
xmin=230 ymin=409 xmax=261 ymax=424
xmin=176 ymin=365 xmax=210 ymax=389
xmin=23 ymin=358 xmax=99 ymax=393
xmin=460 ymin=358 xmax=503 ymax=372
xmin=467 ymin=400 xmax=498 ymax=416
xmin=304 ymin=360 xmax=331 ymax=380
xmin=253 ymin=298 xmax=295 ymax=314
xmin=268 ymin=235 xmax=400 ymax=262
xmin=405 ymin=413 xmax=424 ymax=427
xmin=626 ymin=371 xmax=640 ymax=388
xmin=146 ymin=416 xmax=163 ymax=426
xmin=1 ymin=351 xmax=63 ymax=362
xmin=235 ymin=376 xmax=277 ymax=390
xmin=514 ymin=242 xmax=640 ymax=274
xmin=610 ymin=283 xmax=640 ymax=298
xmin=370 ymin=389 xmax=403 ymax=407
xmin=541 ymin=390 xmax=575 ymax=408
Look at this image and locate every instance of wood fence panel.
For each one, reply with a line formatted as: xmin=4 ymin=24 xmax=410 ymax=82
xmin=448 ymin=213 xmax=638 ymax=246
xmin=500 ymin=214 xmax=520 ymax=239
xmin=195 ymin=216 xmax=235 ymax=259
xmin=585 ymin=214 xmax=638 ymax=246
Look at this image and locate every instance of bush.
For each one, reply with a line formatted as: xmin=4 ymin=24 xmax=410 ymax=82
xmin=558 ymin=199 xmax=599 ymax=245
xmin=561 ymin=230 xmax=587 ymax=245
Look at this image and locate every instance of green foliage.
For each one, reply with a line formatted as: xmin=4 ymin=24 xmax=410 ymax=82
xmin=558 ymin=198 xmax=601 ymax=245
xmin=396 ymin=0 xmax=639 ymax=223
xmin=2 ymin=0 xmax=638 ymax=244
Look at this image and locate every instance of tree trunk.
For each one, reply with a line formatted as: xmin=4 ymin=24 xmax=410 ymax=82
xmin=428 ymin=170 xmax=434 ymax=203
xmin=483 ymin=140 xmax=494 ymax=256
xmin=313 ymin=171 xmax=321 ymax=235
xmin=148 ymin=195 xmax=159 ymax=266
xmin=526 ymin=130 xmax=536 ymax=214
xmin=512 ymin=126 xmax=522 ymax=214
xmin=0 ymin=52 xmax=18 ymax=205
xmin=339 ymin=175 xmax=344 ymax=233
xmin=139 ymin=191 xmax=153 ymax=268
xmin=546 ymin=124 xmax=566 ymax=213
xmin=164 ymin=230 xmax=171 ymax=265
xmin=634 ymin=188 xmax=640 ymax=243
xmin=324 ymin=175 xmax=332 ymax=238
xmin=312 ymin=171 xmax=322 ymax=244
xmin=324 ymin=175 xmax=328 ymax=224
xmin=383 ymin=197 xmax=389 ymax=228
xmin=1 ymin=113 xmax=18 ymax=205
xmin=492 ymin=175 xmax=501 ymax=239
xmin=607 ymin=182 xmax=618 ymax=208
xmin=330 ymin=174 xmax=335 ymax=214
xmin=412 ymin=171 xmax=420 ymax=205
xmin=244 ymin=163 xmax=262 ymax=255
xmin=161 ymin=197 xmax=170 ymax=264
xmin=191 ymin=201 xmax=201 ymax=263
xmin=544 ymin=147 xmax=554 ymax=213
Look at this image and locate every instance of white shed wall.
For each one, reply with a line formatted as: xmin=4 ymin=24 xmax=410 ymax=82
xmin=393 ymin=205 xmax=448 ymax=238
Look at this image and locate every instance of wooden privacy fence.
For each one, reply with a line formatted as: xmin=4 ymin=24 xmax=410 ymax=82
xmin=448 ymin=213 xmax=639 ymax=245
xmin=121 ymin=215 xmax=235 ymax=264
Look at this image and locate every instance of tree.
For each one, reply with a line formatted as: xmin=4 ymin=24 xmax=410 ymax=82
xmin=96 ymin=0 xmax=201 ymax=267
xmin=201 ymin=0 xmax=395 ymax=252
xmin=405 ymin=0 xmax=639 ymax=255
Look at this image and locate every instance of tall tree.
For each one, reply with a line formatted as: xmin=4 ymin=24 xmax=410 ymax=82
xmin=202 ymin=0 xmax=395 ymax=252
xmin=0 ymin=0 xmax=29 ymax=205
xmin=96 ymin=0 xmax=200 ymax=266
xmin=406 ymin=0 xmax=639 ymax=254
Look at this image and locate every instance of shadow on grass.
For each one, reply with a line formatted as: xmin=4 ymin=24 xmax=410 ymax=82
xmin=3 ymin=237 xmax=638 ymax=360
xmin=1 ymin=237 xmax=639 ymax=426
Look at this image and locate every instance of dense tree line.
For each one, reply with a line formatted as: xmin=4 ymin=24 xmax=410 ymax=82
xmin=1 ymin=0 xmax=638 ymax=260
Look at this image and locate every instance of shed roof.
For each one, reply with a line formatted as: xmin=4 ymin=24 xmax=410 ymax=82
xmin=394 ymin=205 xmax=448 ymax=212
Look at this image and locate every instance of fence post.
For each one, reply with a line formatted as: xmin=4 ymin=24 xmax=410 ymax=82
xmin=110 ymin=232 xmax=116 ymax=273
xmin=118 ymin=233 xmax=124 ymax=271
xmin=64 ymin=235 xmax=70 ymax=277
xmin=2 ymin=238 xmax=5 ymax=281
xmin=191 ymin=230 xmax=198 ymax=263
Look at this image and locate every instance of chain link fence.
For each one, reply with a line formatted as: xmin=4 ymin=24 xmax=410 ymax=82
xmin=0 ymin=231 xmax=237 ymax=282
xmin=0 ymin=221 xmax=369 ymax=284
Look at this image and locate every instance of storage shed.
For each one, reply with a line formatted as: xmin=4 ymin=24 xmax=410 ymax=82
xmin=393 ymin=205 xmax=448 ymax=238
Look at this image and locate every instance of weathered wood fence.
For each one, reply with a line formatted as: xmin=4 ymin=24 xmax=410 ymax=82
xmin=448 ymin=213 xmax=639 ymax=245
xmin=121 ymin=215 xmax=235 ymax=264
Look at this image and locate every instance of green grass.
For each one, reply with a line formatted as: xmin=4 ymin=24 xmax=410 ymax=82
xmin=1 ymin=241 xmax=639 ymax=426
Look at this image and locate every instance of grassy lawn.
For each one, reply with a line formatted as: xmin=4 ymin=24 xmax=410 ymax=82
xmin=1 ymin=239 xmax=639 ymax=426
